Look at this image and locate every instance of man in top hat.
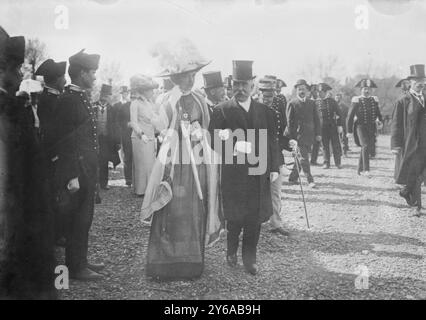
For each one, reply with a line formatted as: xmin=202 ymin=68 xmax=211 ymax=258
xmin=203 ymin=71 xmax=226 ymax=116
xmin=347 ymin=79 xmax=383 ymax=176
xmin=392 ymin=64 xmax=426 ymax=209
xmin=285 ymin=80 xmax=321 ymax=188
xmin=315 ymin=83 xmax=344 ymax=169
xmin=0 ymin=27 xmax=57 ymax=299
xmin=335 ymin=92 xmax=351 ymax=156
xmin=224 ymin=75 xmax=233 ymax=100
xmin=209 ymin=60 xmax=280 ymax=275
xmin=54 ymin=49 xmax=105 ymax=280
xmin=257 ymin=78 xmax=295 ymax=236
xmin=114 ymin=85 xmax=133 ymax=186
xmin=93 ymin=84 xmax=120 ymax=190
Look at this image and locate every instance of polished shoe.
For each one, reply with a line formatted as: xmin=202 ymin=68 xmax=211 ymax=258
xmin=270 ymin=227 xmax=290 ymax=237
xmin=399 ymin=189 xmax=417 ymax=207
xmin=322 ymin=164 xmax=330 ymax=169
xmin=95 ymin=194 xmax=102 ymax=204
xmin=226 ymin=254 xmax=237 ymax=267
xmin=336 ymin=164 xmax=342 ymax=169
xmin=308 ymin=182 xmax=316 ymax=189
xmin=244 ymin=263 xmax=258 ymax=275
xmin=87 ymin=262 xmax=105 ymax=272
xmin=70 ymin=268 xmax=103 ymax=281
xmin=288 ymin=180 xmax=299 ymax=185
xmin=125 ymin=181 xmax=132 ymax=187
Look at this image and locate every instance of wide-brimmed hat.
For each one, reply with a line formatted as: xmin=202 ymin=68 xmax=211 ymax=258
xmin=258 ymin=78 xmax=275 ymax=91
xmin=130 ymin=74 xmax=159 ymax=91
xmin=294 ymin=79 xmax=310 ymax=89
xmin=203 ymin=71 xmax=223 ymax=89
xmin=395 ymin=78 xmax=409 ymax=88
xmin=232 ymin=60 xmax=256 ymax=82
xmin=407 ymin=64 xmax=426 ymax=80
xmin=150 ymin=38 xmax=211 ymax=77
xmin=355 ymin=79 xmax=377 ymax=88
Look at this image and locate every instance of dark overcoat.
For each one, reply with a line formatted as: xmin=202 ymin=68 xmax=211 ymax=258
xmin=209 ymin=98 xmax=279 ymax=224
xmin=391 ymin=93 xmax=425 ymax=184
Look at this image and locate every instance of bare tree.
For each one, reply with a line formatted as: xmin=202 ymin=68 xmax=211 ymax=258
xmin=24 ymin=38 xmax=48 ymax=80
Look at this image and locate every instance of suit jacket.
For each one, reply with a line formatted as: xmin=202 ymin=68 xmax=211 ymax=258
xmin=285 ymin=97 xmax=321 ymax=146
xmin=391 ymin=92 xmax=425 ymax=184
xmin=209 ymin=97 xmax=279 ymax=223
xmin=114 ymin=101 xmax=132 ymax=141
xmin=54 ymin=85 xmax=99 ymax=187
xmin=93 ymin=102 xmax=121 ymax=167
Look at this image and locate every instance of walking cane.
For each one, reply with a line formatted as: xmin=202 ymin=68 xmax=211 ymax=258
xmin=292 ymin=146 xmax=310 ymax=229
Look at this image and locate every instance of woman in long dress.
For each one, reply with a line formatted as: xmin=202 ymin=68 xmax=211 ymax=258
xmin=129 ymin=75 xmax=163 ymax=196
xmin=141 ymin=65 xmax=222 ymax=280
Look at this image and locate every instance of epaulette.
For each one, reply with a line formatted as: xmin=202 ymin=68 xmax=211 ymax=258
xmin=351 ymin=96 xmax=360 ymax=103
xmin=372 ymin=96 xmax=379 ymax=102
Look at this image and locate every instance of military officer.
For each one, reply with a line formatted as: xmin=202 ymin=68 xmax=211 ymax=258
xmin=285 ymin=80 xmax=321 ymax=188
xmin=316 ymin=83 xmax=343 ymax=169
xmin=0 ymin=27 xmax=56 ymax=299
xmin=55 ymin=49 xmax=105 ymax=280
xmin=347 ymin=79 xmax=383 ymax=176
xmin=202 ymin=71 xmax=226 ymax=116
xmin=335 ymin=92 xmax=350 ymax=156
xmin=257 ymin=78 xmax=294 ymax=236
xmin=309 ymin=84 xmax=322 ymax=166
xmin=35 ymin=59 xmax=67 ymax=244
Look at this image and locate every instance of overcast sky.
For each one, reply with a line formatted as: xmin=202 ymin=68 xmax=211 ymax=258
xmin=1 ymin=0 xmax=426 ymax=92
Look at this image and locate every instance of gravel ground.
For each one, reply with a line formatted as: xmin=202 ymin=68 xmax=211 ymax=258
xmin=60 ymin=135 xmax=426 ymax=300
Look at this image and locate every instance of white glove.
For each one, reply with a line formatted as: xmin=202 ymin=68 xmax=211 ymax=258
xmin=270 ymin=172 xmax=279 ymax=182
xmin=289 ymin=139 xmax=298 ymax=151
xmin=337 ymin=126 xmax=343 ymax=134
xmin=142 ymin=134 xmax=149 ymax=143
xmin=234 ymin=141 xmax=252 ymax=154
xmin=376 ymin=120 xmax=383 ymax=130
xmin=218 ymin=129 xmax=230 ymax=141
xmin=315 ymin=135 xmax=322 ymax=142
xmin=190 ymin=121 xmax=203 ymax=141
xmin=67 ymin=177 xmax=80 ymax=193
xmin=391 ymin=148 xmax=401 ymax=155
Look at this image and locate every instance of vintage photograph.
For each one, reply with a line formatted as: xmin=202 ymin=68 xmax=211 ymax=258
xmin=0 ymin=0 xmax=425 ymax=302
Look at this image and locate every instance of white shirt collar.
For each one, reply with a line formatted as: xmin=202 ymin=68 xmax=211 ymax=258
xmin=45 ymin=86 xmax=60 ymax=95
xmin=297 ymin=95 xmax=306 ymax=103
xmin=237 ymin=97 xmax=251 ymax=112
xmin=68 ymin=84 xmax=84 ymax=93
xmin=410 ymin=89 xmax=423 ymax=98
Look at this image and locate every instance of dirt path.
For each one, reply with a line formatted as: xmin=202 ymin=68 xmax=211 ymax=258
xmin=60 ymin=135 xmax=426 ymax=300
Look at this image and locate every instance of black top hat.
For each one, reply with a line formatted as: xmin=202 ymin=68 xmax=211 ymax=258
xmin=119 ymin=85 xmax=129 ymax=93
xmin=100 ymin=84 xmax=112 ymax=97
xmin=232 ymin=60 xmax=256 ymax=82
xmin=317 ymin=83 xmax=332 ymax=92
xmin=294 ymin=79 xmax=310 ymax=89
xmin=203 ymin=71 xmax=223 ymax=89
xmin=355 ymin=79 xmax=377 ymax=88
xmin=407 ymin=64 xmax=426 ymax=80
xmin=35 ymin=59 xmax=67 ymax=79
xmin=69 ymin=49 xmax=100 ymax=70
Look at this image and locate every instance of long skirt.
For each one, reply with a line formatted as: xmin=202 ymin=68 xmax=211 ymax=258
xmin=132 ymin=137 xmax=156 ymax=196
xmin=146 ymin=161 xmax=208 ymax=280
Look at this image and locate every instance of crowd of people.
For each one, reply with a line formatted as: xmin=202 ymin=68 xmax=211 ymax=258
xmin=1 ymin=27 xmax=425 ymax=299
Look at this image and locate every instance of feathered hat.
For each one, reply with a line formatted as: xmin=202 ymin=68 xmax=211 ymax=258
xmin=150 ymin=38 xmax=211 ymax=77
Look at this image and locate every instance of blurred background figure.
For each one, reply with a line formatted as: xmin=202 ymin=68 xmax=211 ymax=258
xmin=335 ymin=92 xmax=350 ymax=156
xmin=203 ymin=70 xmax=225 ymax=116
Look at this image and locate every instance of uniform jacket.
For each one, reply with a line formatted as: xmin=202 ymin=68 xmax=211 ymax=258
xmin=391 ymin=92 xmax=426 ymax=184
xmin=284 ymin=97 xmax=321 ymax=147
xmin=54 ymin=85 xmax=99 ymax=187
xmin=316 ymin=97 xmax=343 ymax=127
xmin=209 ymin=97 xmax=279 ymax=223
xmin=347 ymin=96 xmax=382 ymax=147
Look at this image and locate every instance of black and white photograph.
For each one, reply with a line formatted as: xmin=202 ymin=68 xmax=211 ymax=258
xmin=0 ymin=0 xmax=425 ymax=305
